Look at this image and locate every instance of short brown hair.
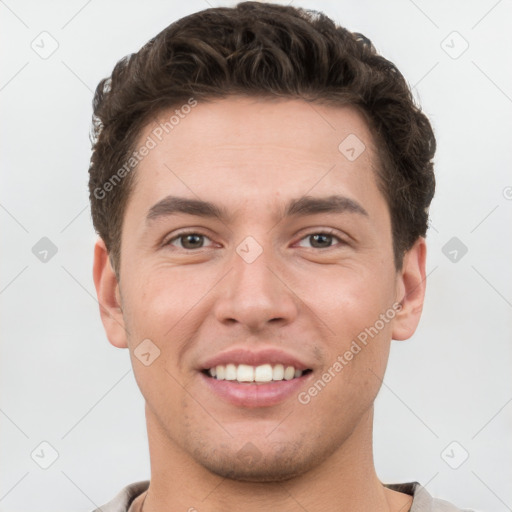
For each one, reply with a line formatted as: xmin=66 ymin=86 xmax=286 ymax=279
xmin=88 ymin=1 xmax=435 ymax=277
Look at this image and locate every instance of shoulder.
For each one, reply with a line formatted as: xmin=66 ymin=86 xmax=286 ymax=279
xmin=386 ymin=481 xmax=478 ymax=512
xmin=90 ymin=481 xmax=150 ymax=512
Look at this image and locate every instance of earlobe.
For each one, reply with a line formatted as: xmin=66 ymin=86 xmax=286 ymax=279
xmin=391 ymin=237 xmax=427 ymax=341
xmin=92 ymin=238 xmax=128 ymax=349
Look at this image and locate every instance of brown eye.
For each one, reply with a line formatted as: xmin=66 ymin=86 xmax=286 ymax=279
xmin=166 ymin=232 xmax=213 ymax=250
xmin=296 ymin=231 xmax=344 ymax=249
xmin=180 ymin=234 xmax=205 ymax=249
xmin=309 ymin=233 xmax=334 ymax=248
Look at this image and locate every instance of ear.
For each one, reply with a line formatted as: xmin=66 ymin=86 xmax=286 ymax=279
xmin=92 ymin=238 xmax=128 ymax=348
xmin=392 ymin=237 xmax=427 ymax=341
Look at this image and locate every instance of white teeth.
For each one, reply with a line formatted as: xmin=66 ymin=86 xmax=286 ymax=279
xmin=207 ymin=363 xmax=307 ymax=382
xmin=225 ymin=363 xmax=237 ymax=380
xmin=237 ymin=364 xmax=254 ymax=382
xmin=216 ymin=365 xmax=226 ymax=380
xmin=272 ymin=364 xmax=284 ymax=380
xmin=284 ymin=366 xmax=295 ymax=380
xmin=254 ymin=364 xmax=273 ymax=382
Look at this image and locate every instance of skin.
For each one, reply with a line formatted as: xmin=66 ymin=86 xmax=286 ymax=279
xmin=93 ymin=96 xmax=426 ymax=512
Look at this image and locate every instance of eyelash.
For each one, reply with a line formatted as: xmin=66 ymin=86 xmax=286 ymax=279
xmin=164 ymin=229 xmax=347 ymax=251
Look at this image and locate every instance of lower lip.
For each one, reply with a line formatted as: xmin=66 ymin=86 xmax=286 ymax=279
xmin=200 ymin=372 xmax=312 ymax=408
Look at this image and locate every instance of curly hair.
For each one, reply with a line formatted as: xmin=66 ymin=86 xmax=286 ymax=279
xmin=88 ymin=1 xmax=436 ymax=278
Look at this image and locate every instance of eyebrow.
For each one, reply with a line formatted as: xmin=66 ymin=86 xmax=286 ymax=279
xmin=145 ymin=194 xmax=369 ymax=224
xmin=286 ymin=195 xmax=368 ymax=218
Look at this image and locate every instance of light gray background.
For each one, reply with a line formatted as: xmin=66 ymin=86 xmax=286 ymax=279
xmin=1 ymin=1 xmax=511 ymax=511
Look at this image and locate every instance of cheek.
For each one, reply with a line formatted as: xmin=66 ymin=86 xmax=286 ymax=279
xmin=304 ymin=263 xmax=396 ymax=338
xmin=121 ymin=266 xmax=218 ymax=387
xmin=301 ymin=262 xmax=395 ymax=399
xmin=122 ymin=275 xmax=193 ymax=411
xmin=122 ymin=265 xmax=203 ymax=334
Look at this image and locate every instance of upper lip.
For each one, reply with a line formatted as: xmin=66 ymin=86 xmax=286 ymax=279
xmin=199 ymin=347 xmax=312 ymax=371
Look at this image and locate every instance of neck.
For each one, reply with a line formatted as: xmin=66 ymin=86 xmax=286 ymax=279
xmin=138 ymin=404 xmax=411 ymax=512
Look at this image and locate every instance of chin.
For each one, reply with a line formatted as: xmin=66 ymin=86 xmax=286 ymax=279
xmin=200 ymin=457 xmax=308 ymax=483
xmin=190 ymin=440 xmax=327 ymax=483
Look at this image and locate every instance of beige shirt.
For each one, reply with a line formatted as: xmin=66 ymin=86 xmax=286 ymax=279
xmin=91 ymin=480 xmax=475 ymax=512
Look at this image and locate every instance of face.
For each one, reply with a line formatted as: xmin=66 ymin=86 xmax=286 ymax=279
xmin=94 ymin=96 xmax=425 ymax=482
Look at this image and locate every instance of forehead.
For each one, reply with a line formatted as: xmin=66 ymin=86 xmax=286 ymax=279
xmin=128 ymin=96 xmax=384 ymax=220
xmin=143 ymin=96 xmax=375 ymax=159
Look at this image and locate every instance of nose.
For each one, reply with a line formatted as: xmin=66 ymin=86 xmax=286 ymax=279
xmin=213 ymin=242 xmax=299 ymax=332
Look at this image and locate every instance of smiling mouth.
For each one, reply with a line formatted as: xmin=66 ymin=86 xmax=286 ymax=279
xmin=202 ymin=363 xmax=313 ymax=384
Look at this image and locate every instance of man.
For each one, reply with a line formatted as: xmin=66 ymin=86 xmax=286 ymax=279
xmin=89 ymin=2 xmax=473 ymax=511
